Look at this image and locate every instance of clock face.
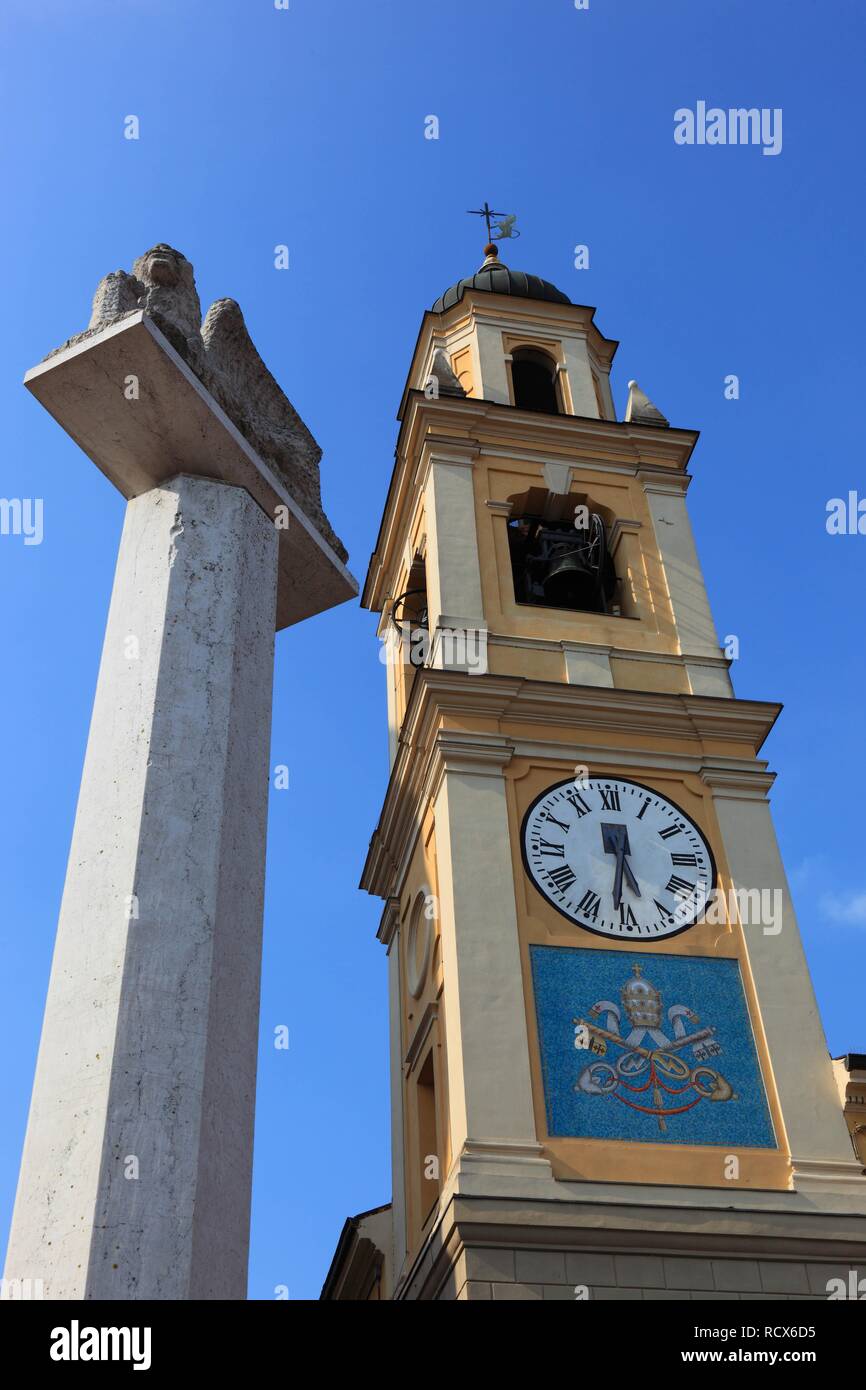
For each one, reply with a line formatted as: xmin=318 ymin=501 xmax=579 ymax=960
xmin=521 ymin=776 xmax=716 ymax=941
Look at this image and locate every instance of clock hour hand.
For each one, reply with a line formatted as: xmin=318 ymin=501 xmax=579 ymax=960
xmin=601 ymin=823 xmax=641 ymax=909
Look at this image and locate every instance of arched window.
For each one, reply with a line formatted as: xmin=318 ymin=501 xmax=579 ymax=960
xmin=511 ymin=348 xmax=561 ymax=414
xmin=506 ymin=488 xmax=618 ymax=615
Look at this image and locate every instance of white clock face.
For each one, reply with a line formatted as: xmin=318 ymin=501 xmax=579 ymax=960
xmin=521 ymin=776 xmax=716 ymax=941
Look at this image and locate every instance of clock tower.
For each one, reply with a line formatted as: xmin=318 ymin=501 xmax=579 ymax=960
xmin=322 ymin=239 xmax=866 ymax=1302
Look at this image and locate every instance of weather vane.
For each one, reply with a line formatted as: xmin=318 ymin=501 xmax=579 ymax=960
xmin=467 ymin=201 xmax=520 ymax=245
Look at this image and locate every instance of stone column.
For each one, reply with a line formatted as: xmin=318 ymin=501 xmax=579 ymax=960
xmin=4 ymin=294 xmax=356 ymax=1299
xmin=5 ymin=475 xmax=278 ymax=1299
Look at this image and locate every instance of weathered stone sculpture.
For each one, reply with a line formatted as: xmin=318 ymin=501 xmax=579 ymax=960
xmin=56 ymin=243 xmax=346 ymax=560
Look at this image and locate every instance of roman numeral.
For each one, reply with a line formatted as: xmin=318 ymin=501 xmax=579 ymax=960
xmin=637 ymin=797 xmax=652 ymax=820
xmin=670 ymin=852 xmax=698 ymax=866
xmin=577 ymin=889 xmax=601 ymax=921
xmin=564 ymin=791 xmax=591 ymax=818
xmin=618 ymin=903 xmax=638 ymax=928
xmin=543 ymin=812 xmax=570 ymax=833
xmin=537 ymin=839 xmax=565 ymax=858
xmin=599 ymin=788 xmax=621 ymax=811
xmin=658 ymin=824 xmax=680 ymax=841
xmin=666 ymin=875 xmax=696 ymax=898
xmin=654 ymin=898 xmax=674 ymax=920
xmin=547 ymin=865 xmax=576 ymax=892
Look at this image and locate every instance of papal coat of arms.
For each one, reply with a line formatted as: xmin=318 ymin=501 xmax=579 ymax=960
xmin=573 ymin=963 xmax=732 ymax=1133
xmin=529 ymin=945 xmax=777 ymax=1149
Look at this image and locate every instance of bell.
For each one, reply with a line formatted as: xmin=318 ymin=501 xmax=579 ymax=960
xmin=541 ymin=549 xmax=599 ymax=610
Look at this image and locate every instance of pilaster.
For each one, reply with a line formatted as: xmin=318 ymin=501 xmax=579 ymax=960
xmin=431 ymin=734 xmax=542 ymax=1171
xmin=701 ymin=764 xmax=864 ymax=1190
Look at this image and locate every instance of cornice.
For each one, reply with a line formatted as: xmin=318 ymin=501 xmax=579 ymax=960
xmin=700 ymin=765 xmax=777 ymax=800
xmin=359 ymin=670 xmax=782 ymax=902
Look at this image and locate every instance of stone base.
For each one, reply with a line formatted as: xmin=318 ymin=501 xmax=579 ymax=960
xmin=397 ymin=1192 xmax=866 ymax=1302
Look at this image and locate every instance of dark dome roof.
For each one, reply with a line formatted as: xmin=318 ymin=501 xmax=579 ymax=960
xmin=432 ymin=257 xmax=571 ymax=314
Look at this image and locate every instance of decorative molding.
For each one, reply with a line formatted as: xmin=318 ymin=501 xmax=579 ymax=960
xmin=543 ymin=461 xmax=572 ymax=495
xmin=561 ymin=642 xmax=614 ymax=689
xmin=434 ymin=731 xmax=515 ymax=776
xmin=791 ymin=1157 xmax=866 ymax=1189
xmin=608 ymin=516 xmax=643 ymax=554
xmin=701 ymin=765 xmax=777 ymax=800
xmin=406 ymin=887 xmax=433 ymax=999
xmin=485 ymin=499 xmax=514 ymax=516
xmin=456 ymin=1138 xmax=551 ymax=1181
xmin=360 ymin=669 xmax=783 ymax=902
xmin=376 ymin=896 xmax=401 ymax=948
xmin=404 ymin=1001 xmax=439 ymax=1075
xmin=639 ymin=471 xmax=690 ymax=497
xmin=560 ymin=640 xmax=614 ymax=657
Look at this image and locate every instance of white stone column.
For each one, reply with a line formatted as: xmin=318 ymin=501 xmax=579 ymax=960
xmin=4 ymin=474 xmax=279 ymax=1299
xmin=703 ymin=767 xmax=863 ymax=1190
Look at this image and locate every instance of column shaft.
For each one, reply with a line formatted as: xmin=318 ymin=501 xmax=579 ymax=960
xmin=4 ymin=474 xmax=278 ymax=1299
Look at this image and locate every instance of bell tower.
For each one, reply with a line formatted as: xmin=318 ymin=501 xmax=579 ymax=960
xmin=322 ymin=234 xmax=866 ymax=1303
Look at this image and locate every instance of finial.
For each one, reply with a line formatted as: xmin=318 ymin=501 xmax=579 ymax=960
xmin=625 ymin=379 xmax=670 ymax=430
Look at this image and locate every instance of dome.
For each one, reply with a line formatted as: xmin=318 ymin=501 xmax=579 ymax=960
xmin=432 ymin=248 xmax=571 ymax=314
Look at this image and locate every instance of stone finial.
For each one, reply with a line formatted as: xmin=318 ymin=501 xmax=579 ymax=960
xmin=625 ymin=379 xmax=670 ymax=429
xmin=428 ymin=348 xmax=467 ymax=398
xmin=56 ymin=245 xmax=347 ymax=561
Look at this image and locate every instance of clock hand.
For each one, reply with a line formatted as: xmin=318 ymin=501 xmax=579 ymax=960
xmin=622 ymin=856 xmax=641 ymax=899
xmin=601 ymin=822 xmax=642 ymax=908
xmin=612 ymin=847 xmax=625 ymax=910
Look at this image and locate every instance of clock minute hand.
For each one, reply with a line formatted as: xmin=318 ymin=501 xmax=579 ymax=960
xmin=601 ymin=822 xmax=641 ymax=909
xmin=622 ymin=855 xmax=641 ymax=899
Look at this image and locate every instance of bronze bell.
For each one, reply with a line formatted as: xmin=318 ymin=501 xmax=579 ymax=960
xmin=510 ymin=512 xmax=617 ymax=612
xmin=541 ymin=545 xmax=599 ymax=610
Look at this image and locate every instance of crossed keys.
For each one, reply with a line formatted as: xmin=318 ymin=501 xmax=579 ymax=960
xmin=573 ymin=1016 xmax=735 ymax=1132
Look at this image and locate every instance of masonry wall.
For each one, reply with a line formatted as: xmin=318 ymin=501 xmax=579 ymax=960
xmin=436 ymin=1248 xmax=865 ymax=1302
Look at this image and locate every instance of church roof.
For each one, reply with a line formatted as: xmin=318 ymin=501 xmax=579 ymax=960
xmin=432 ymin=248 xmax=571 ymax=313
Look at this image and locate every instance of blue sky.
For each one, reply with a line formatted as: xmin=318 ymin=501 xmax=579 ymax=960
xmin=1 ymin=0 xmax=864 ymax=1300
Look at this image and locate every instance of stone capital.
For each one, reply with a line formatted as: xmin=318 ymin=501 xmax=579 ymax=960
xmin=25 ymin=313 xmax=357 ymax=630
xmin=434 ymin=731 xmax=515 ymax=776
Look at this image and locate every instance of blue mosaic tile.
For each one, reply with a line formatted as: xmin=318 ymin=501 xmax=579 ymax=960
xmin=529 ymin=945 xmax=777 ymax=1148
